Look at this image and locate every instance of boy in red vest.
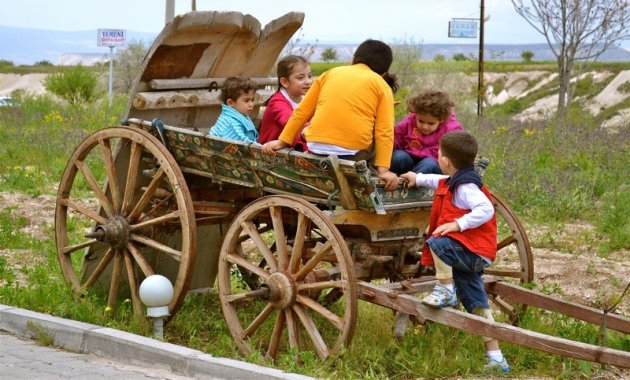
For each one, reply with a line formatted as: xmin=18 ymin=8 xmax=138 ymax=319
xmin=400 ymin=131 xmax=510 ymax=374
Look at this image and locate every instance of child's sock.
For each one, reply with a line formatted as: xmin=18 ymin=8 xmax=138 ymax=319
xmin=487 ymin=349 xmax=504 ymax=362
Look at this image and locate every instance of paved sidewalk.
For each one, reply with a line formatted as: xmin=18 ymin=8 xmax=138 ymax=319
xmin=0 ymin=331 xmax=194 ymax=379
xmin=0 ymin=304 xmax=312 ymax=380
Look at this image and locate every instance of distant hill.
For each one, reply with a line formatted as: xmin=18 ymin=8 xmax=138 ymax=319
xmin=1 ymin=25 xmax=630 ymax=65
xmin=0 ymin=26 xmax=156 ymax=65
xmin=309 ymin=43 xmax=630 ymax=63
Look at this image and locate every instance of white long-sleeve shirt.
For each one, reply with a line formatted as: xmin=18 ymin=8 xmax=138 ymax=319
xmin=415 ymin=173 xmax=494 ymax=231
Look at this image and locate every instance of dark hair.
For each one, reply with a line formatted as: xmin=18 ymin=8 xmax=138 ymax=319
xmin=353 ymin=39 xmax=393 ymax=74
xmin=276 ymin=55 xmax=309 ymax=89
xmin=439 ymin=131 xmax=478 ymax=169
xmin=407 ymin=90 xmax=454 ymax=121
xmin=353 ymin=39 xmax=398 ymax=92
xmin=219 ymin=77 xmax=257 ymax=104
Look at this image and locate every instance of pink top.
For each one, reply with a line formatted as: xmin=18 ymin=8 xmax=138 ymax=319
xmin=393 ymin=112 xmax=463 ymax=160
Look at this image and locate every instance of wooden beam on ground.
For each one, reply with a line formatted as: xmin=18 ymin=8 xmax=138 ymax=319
xmin=487 ymin=280 xmax=630 ymax=334
xmin=357 ymin=280 xmax=630 ymax=369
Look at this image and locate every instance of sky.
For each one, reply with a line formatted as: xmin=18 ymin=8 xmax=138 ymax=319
xmin=0 ymin=0 xmax=555 ymax=45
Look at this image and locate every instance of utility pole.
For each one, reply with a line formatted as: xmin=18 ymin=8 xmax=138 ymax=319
xmin=477 ymin=0 xmax=485 ymax=117
xmin=165 ymin=0 xmax=175 ymax=24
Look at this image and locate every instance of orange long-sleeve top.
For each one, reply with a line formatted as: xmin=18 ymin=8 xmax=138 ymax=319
xmin=278 ymin=63 xmax=395 ymax=168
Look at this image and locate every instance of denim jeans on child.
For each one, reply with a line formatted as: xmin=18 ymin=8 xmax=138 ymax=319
xmin=390 ymin=150 xmax=441 ymax=174
xmin=426 ymin=236 xmax=491 ymax=312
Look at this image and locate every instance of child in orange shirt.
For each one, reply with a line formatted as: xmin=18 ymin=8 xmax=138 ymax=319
xmin=262 ymin=39 xmax=399 ymax=191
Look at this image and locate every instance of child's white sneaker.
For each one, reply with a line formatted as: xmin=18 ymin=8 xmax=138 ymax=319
xmin=421 ymin=284 xmax=458 ymax=308
xmin=484 ymin=357 xmax=510 ymax=373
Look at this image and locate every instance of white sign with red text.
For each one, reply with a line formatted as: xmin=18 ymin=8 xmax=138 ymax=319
xmin=97 ymin=29 xmax=126 ymax=47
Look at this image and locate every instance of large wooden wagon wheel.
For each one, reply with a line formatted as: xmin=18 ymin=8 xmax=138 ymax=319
xmin=218 ymin=195 xmax=357 ymax=361
xmin=55 ymin=127 xmax=196 ymax=319
xmin=485 ymin=192 xmax=533 ymax=324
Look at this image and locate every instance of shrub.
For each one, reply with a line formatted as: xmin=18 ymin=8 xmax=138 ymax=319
xmin=521 ymin=51 xmax=535 ymax=63
xmin=452 ymin=53 xmax=469 ymax=62
xmin=0 ymin=59 xmax=14 ymax=68
xmin=114 ymin=41 xmax=149 ymax=93
xmin=34 ymin=60 xmax=53 ymax=67
xmin=320 ymin=47 xmax=339 ymax=63
xmin=617 ymin=81 xmax=630 ymax=94
xmin=43 ymin=65 xmax=99 ymax=105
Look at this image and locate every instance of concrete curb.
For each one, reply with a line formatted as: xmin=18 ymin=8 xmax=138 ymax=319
xmin=0 ymin=304 xmax=313 ymax=380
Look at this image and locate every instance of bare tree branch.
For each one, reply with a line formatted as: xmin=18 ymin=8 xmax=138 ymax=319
xmin=511 ymin=0 xmax=630 ymax=117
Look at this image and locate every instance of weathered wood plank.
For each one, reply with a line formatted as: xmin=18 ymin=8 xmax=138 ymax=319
xmin=357 ymin=281 xmax=630 ymax=369
xmin=149 ymin=77 xmax=278 ymax=90
xmin=487 ymin=280 xmax=630 ymax=334
xmin=132 ymin=89 xmax=274 ymax=110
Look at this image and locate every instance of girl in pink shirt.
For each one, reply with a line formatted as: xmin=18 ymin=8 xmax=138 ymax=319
xmin=391 ymin=90 xmax=463 ymax=174
xmin=258 ymin=55 xmax=312 ymax=151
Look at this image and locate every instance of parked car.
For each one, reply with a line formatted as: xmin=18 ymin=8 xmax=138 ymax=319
xmin=0 ymin=96 xmax=15 ymax=107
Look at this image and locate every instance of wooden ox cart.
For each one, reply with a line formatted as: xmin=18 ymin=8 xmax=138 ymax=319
xmin=54 ymin=10 xmax=630 ymax=368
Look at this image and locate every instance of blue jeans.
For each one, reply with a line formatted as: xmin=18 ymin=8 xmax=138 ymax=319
xmin=426 ymin=236 xmax=490 ymax=312
xmin=390 ymin=150 xmax=441 ymax=175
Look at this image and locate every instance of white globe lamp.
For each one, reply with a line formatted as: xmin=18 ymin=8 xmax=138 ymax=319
xmin=139 ymin=275 xmax=174 ymax=339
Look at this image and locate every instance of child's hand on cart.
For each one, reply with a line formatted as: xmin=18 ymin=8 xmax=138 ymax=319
xmin=376 ymin=167 xmax=399 ymax=191
xmin=261 ymin=139 xmax=289 ymax=155
xmin=399 ymin=171 xmax=417 ymax=187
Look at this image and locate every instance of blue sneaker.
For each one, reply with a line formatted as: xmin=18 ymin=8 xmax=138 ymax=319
xmin=484 ymin=357 xmax=510 ymax=373
xmin=421 ymin=284 xmax=458 ymax=308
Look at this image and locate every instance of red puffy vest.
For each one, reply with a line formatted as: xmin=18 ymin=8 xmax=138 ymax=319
xmin=421 ymin=178 xmax=497 ymax=266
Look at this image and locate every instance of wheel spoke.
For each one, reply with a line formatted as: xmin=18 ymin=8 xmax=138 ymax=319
xmin=294 ymin=241 xmax=332 ymax=281
xmin=61 ymin=198 xmax=108 ymax=225
xmin=288 ymin=213 xmax=308 ymax=274
xmin=98 ymin=138 xmax=122 ymax=214
xmin=62 ymin=239 xmax=98 ymax=255
xmin=269 ymin=206 xmax=289 ymax=270
xmin=130 ymin=233 xmax=182 ymax=261
xmin=298 ymin=280 xmax=342 ymax=292
xmin=130 ymin=210 xmax=180 ymax=231
xmin=293 ymin=303 xmax=329 ymax=359
xmin=75 ymin=160 xmax=115 ymax=218
xmin=297 ymin=295 xmax=344 ymax=330
xmin=226 ymin=253 xmax=270 ymax=281
xmin=123 ymin=249 xmax=144 ymax=319
xmin=485 ymin=268 xmax=529 ymax=282
xmin=128 ymin=167 xmax=166 ymax=221
xmin=285 ymin=308 xmax=300 ymax=350
xmin=240 ymin=221 xmax=278 ymax=272
xmin=122 ymin=141 xmax=142 ymax=216
xmin=126 ymin=241 xmax=156 ymax=277
xmin=107 ymin=250 xmax=124 ymax=310
xmin=80 ymin=247 xmax=114 ymax=291
xmin=266 ymin=309 xmax=285 ymax=360
xmin=497 ymin=235 xmax=517 ymax=251
xmin=241 ymin=303 xmax=274 ymax=339
xmin=225 ymin=288 xmax=269 ymax=303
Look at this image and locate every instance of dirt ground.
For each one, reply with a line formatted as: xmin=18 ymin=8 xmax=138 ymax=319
xmin=1 ymin=191 xmax=629 ymax=378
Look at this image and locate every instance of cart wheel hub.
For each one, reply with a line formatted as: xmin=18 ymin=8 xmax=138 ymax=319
xmin=85 ymin=216 xmax=130 ymax=248
xmin=266 ymin=272 xmax=296 ymax=309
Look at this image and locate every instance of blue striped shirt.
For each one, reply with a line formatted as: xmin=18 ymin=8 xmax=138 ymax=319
xmin=208 ymin=104 xmax=259 ymax=142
